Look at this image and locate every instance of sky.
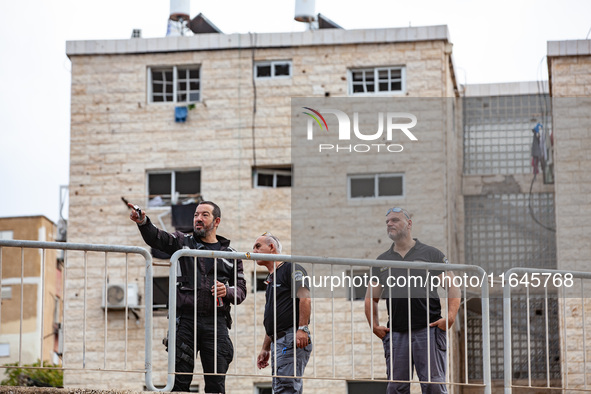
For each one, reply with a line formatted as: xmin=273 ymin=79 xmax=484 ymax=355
xmin=0 ymin=0 xmax=590 ymax=224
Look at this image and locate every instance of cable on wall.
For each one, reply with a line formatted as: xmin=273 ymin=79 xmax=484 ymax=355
xmin=249 ymin=32 xmax=258 ymax=168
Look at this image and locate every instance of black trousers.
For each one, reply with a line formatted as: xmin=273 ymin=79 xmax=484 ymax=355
xmin=172 ymin=313 xmax=234 ymax=393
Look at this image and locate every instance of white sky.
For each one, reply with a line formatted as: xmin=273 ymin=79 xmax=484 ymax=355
xmin=0 ymin=0 xmax=590 ymax=224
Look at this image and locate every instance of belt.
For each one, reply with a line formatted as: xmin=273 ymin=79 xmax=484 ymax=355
xmin=269 ymin=331 xmax=287 ymax=342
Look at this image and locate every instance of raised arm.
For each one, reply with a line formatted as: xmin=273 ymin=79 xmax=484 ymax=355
xmin=128 ymin=203 xmax=183 ymax=255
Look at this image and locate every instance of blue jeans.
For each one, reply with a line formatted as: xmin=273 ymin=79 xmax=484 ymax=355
xmin=270 ymin=331 xmax=313 ymax=393
xmin=383 ymin=327 xmax=447 ymax=394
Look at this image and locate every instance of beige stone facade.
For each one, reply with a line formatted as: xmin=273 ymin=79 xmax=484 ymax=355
xmin=0 ymin=216 xmax=61 ymax=373
xmin=65 ymin=26 xmax=463 ymax=392
xmin=547 ymin=39 xmax=591 ymax=391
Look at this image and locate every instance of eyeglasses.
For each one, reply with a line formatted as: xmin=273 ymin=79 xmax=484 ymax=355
xmin=386 ymin=207 xmax=410 ymax=219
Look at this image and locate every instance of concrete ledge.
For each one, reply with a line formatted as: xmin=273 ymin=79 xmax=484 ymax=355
xmin=547 ymin=39 xmax=591 ymax=57
xmin=464 ymin=81 xmax=548 ymax=96
xmin=66 ymin=25 xmax=450 ymax=56
xmin=0 ymin=387 xmax=146 ymax=394
xmin=462 ymin=174 xmax=555 ymax=196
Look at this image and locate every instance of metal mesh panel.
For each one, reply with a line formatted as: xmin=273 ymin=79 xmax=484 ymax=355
xmin=464 ymin=192 xmax=557 ymax=381
xmin=466 ymin=309 xmax=484 ymax=380
xmin=467 ymin=297 xmax=560 ymax=381
xmin=464 ymin=193 xmax=556 ymax=275
xmin=511 ymin=296 xmax=561 ymax=380
xmin=463 ymin=94 xmax=551 ymax=175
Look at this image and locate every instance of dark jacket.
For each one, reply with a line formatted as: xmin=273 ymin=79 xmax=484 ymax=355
xmin=138 ymin=217 xmax=247 ymax=319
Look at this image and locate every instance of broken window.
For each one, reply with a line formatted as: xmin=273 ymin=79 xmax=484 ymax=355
xmin=149 ymin=66 xmax=200 ymax=103
xmin=147 ymin=169 xmax=201 ymax=207
xmin=255 ymin=60 xmax=292 ymax=79
xmin=349 ymin=66 xmax=405 ymax=94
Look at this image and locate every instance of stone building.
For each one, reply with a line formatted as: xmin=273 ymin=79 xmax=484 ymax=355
xmin=547 ymin=39 xmax=591 ymax=390
xmin=0 ymin=216 xmax=62 ymax=372
xmin=64 ymin=16 xmax=591 ymax=392
xmin=65 ymin=24 xmax=463 ymax=393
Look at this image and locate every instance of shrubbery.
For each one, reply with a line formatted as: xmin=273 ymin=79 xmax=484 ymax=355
xmin=0 ymin=360 xmax=63 ymax=387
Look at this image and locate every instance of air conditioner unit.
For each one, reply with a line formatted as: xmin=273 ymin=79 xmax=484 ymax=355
xmin=102 ymin=283 xmax=139 ymax=309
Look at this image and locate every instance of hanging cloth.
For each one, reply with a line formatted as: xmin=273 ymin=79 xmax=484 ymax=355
xmin=531 ymin=123 xmax=543 ymax=174
xmin=175 ymin=106 xmax=188 ymax=123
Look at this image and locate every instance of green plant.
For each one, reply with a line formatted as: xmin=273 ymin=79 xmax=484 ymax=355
xmin=0 ymin=360 xmax=63 ymax=387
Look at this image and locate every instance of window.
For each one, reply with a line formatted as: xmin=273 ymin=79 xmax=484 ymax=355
xmin=252 ymin=271 xmax=268 ymax=293
xmin=0 ymin=344 xmax=9 ymax=358
xmin=0 ymin=231 xmax=13 ymax=240
xmin=255 ymin=61 xmax=292 ymax=79
xmin=147 ymin=169 xmax=201 ymax=207
xmin=153 ymin=277 xmax=169 ymax=310
xmin=349 ymin=67 xmax=405 ymax=95
xmin=254 ymin=382 xmax=273 ymax=394
xmin=1 ymin=287 xmax=12 ymax=300
xmin=348 ymin=174 xmax=404 ymax=199
xmin=253 ymin=167 xmax=292 ymax=188
xmin=149 ymin=66 xmax=200 ymax=103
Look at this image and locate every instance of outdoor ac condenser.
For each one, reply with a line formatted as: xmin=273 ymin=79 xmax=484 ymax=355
xmin=102 ymin=283 xmax=139 ymax=309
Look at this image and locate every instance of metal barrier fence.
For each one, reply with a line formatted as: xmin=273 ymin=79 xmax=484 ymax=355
xmin=503 ymin=267 xmax=591 ymax=393
xmin=145 ymin=249 xmax=492 ymax=393
xmin=0 ymin=239 xmax=152 ymax=379
xmin=0 ymin=240 xmax=505 ymax=392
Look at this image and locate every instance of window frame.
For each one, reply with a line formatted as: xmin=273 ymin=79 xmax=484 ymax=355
xmin=146 ymin=169 xmax=201 ymax=207
xmin=347 ymin=173 xmax=405 ymax=200
xmin=252 ymin=271 xmax=268 ymax=293
xmin=254 ymin=382 xmax=273 ymax=394
xmin=348 ymin=66 xmax=406 ymax=96
xmin=148 ymin=65 xmax=201 ymax=104
xmin=252 ymin=166 xmax=292 ymax=189
xmin=254 ymin=60 xmax=293 ymax=79
xmin=0 ymin=231 xmax=13 ymax=240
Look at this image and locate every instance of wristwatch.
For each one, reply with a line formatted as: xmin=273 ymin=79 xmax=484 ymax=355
xmin=298 ymin=325 xmax=310 ymax=335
